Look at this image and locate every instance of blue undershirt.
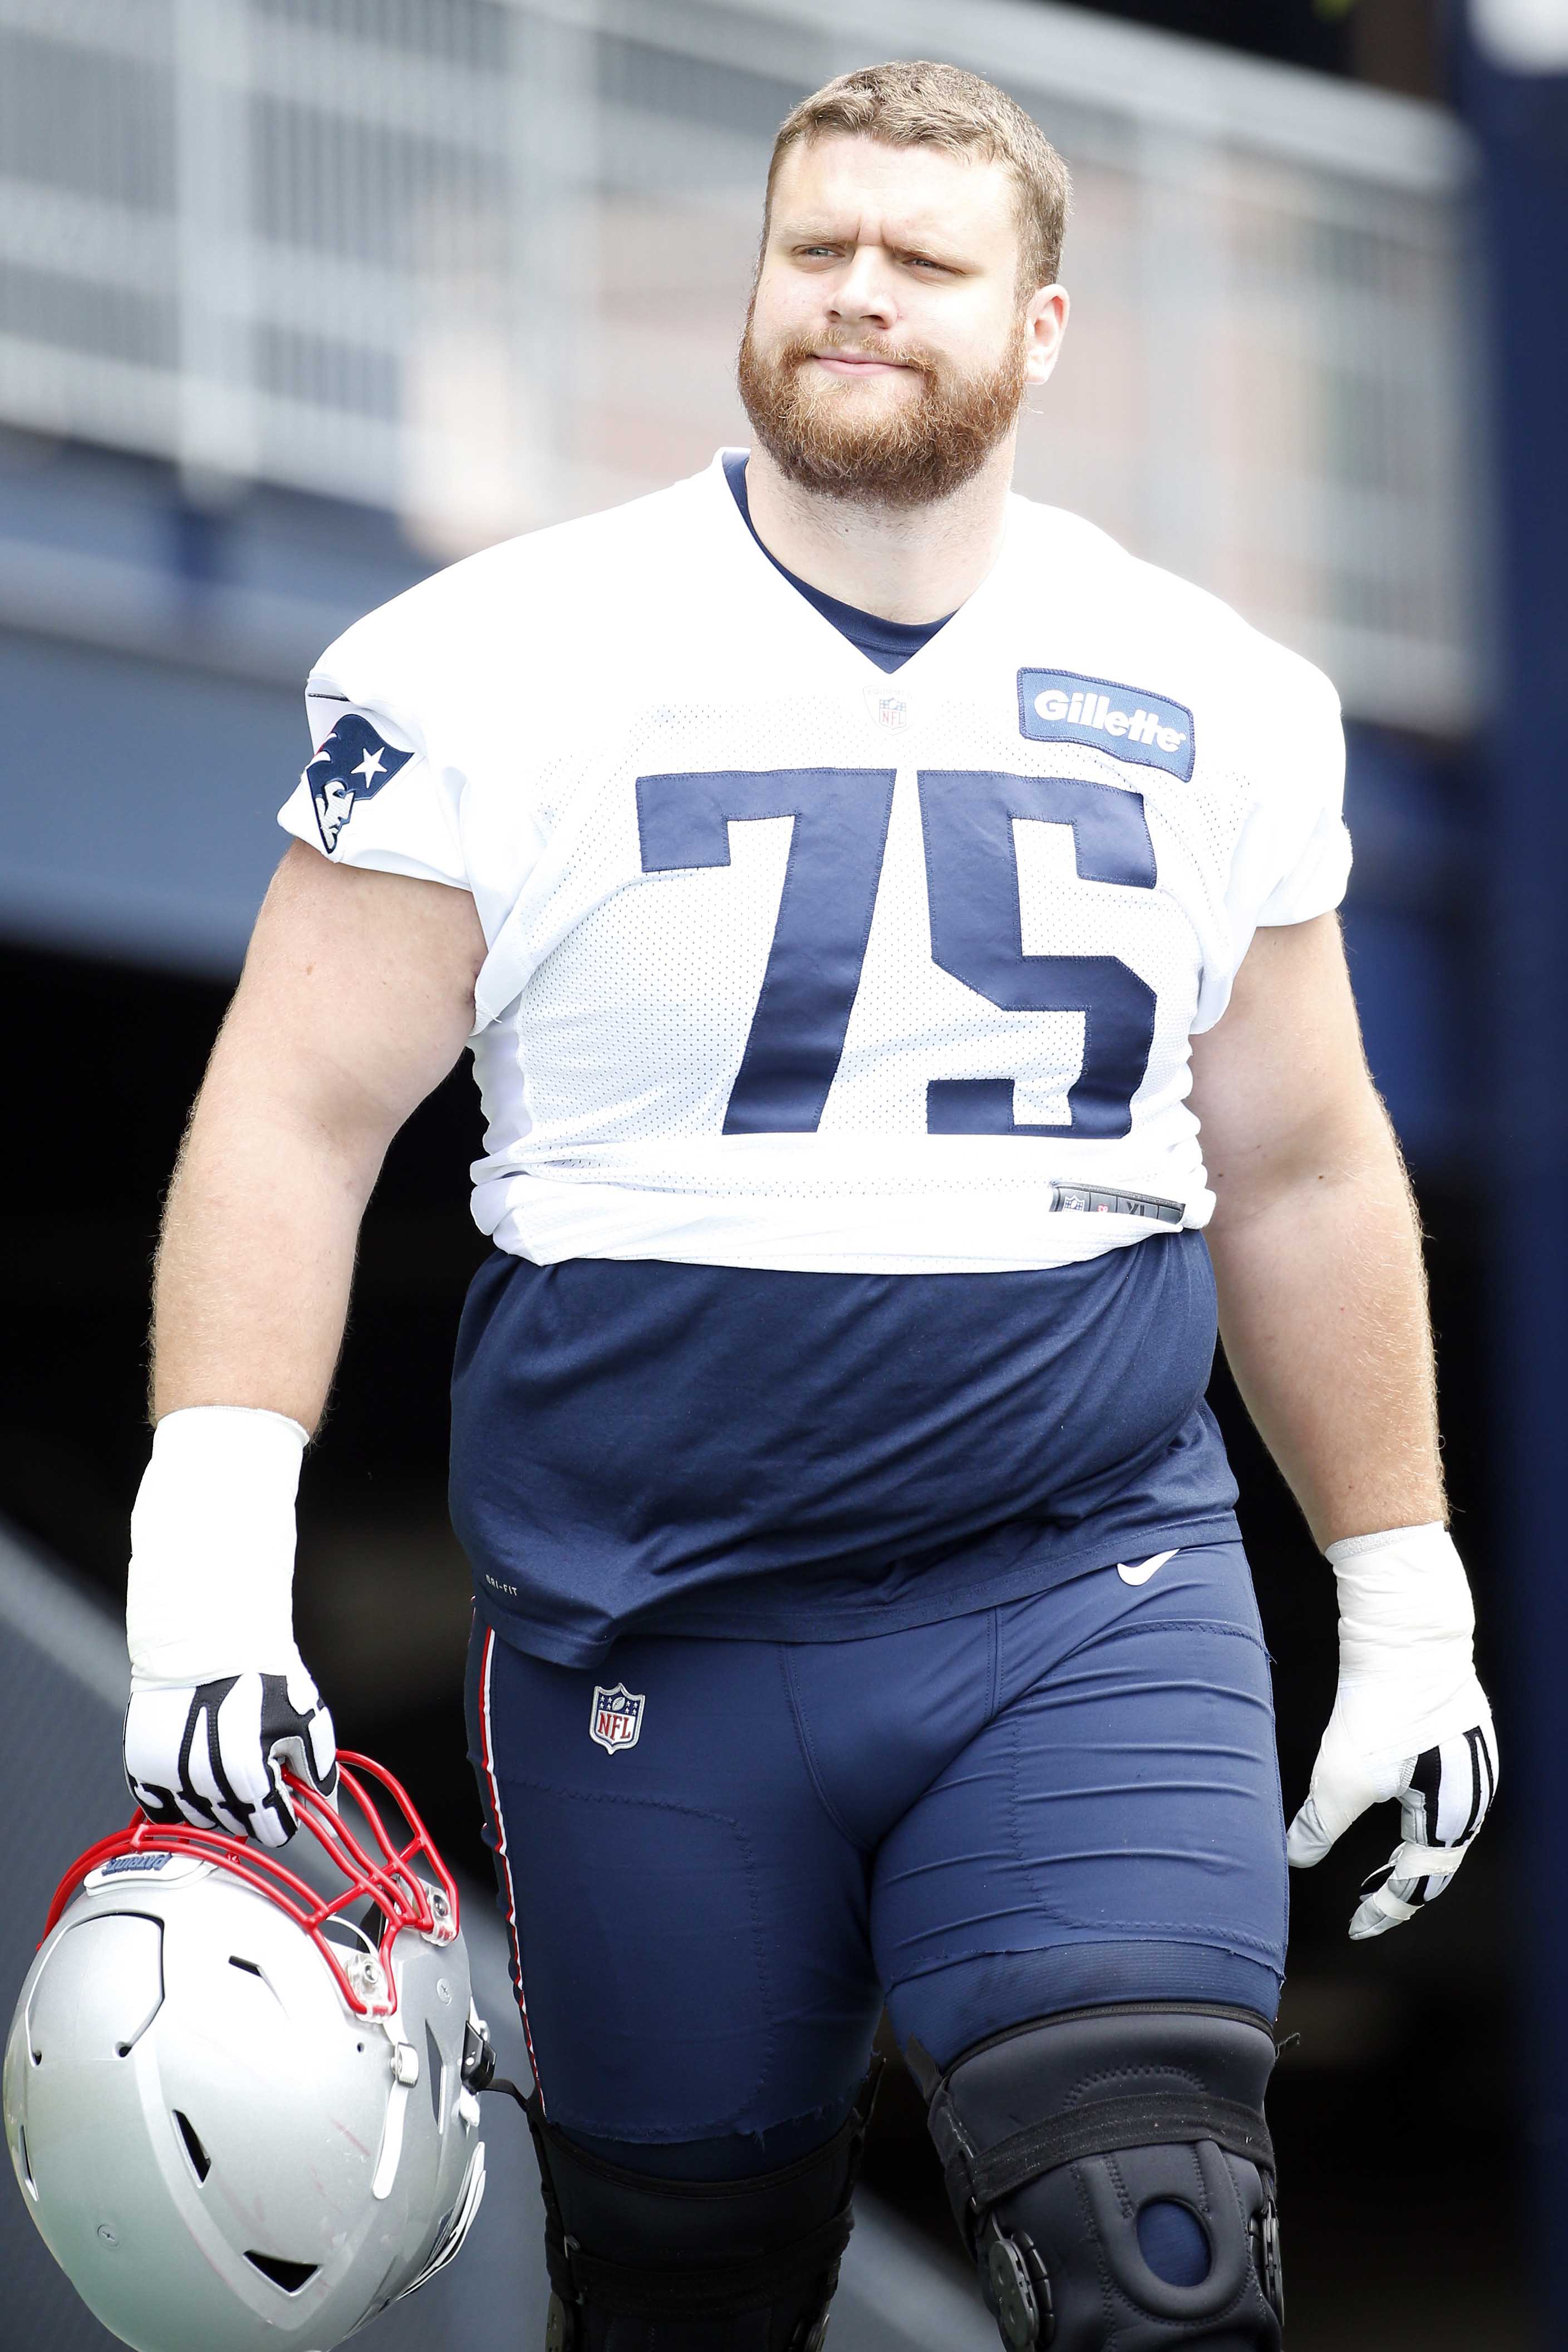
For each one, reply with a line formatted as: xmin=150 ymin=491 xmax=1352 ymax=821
xmin=722 ymin=450 xmax=953 ymax=674
xmin=453 ymin=1238 xmax=1238 ymax=1670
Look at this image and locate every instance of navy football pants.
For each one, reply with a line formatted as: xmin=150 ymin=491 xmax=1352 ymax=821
xmin=466 ymin=1539 xmax=1286 ymax=2177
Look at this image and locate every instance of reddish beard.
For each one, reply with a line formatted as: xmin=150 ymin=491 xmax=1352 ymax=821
xmin=735 ymin=306 xmax=1029 ymax=508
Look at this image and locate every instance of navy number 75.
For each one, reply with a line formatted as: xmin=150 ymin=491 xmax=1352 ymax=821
xmin=635 ymin=767 xmax=1157 ymax=1140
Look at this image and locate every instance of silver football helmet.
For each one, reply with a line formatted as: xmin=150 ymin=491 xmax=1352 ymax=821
xmin=4 ymin=1752 xmax=491 ymax=2351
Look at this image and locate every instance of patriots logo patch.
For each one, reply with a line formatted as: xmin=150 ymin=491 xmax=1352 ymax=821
xmin=304 ymin=715 xmax=414 ymax=852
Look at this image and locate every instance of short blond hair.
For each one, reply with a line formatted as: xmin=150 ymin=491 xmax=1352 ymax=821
xmin=765 ymin=60 xmax=1071 ymax=293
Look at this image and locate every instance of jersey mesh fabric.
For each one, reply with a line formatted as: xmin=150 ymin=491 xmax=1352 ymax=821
xmin=278 ymin=453 xmax=1351 ymax=1274
xmin=488 ymin=703 xmax=1217 ymax=1147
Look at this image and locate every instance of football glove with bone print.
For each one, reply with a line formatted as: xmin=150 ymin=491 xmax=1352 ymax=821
xmin=124 ymin=1407 xmax=335 ymax=1849
xmin=125 ymin=1666 xmax=338 ymax=1849
xmin=1286 ymin=1524 xmax=1497 ymax=1939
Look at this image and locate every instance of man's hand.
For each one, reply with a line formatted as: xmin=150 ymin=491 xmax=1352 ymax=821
xmin=1286 ymin=1524 xmax=1497 ymax=1938
xmin=124 ymin=1665 xmax=337 ymax=1848
xmin=125 ymin=1405 xmax=336 ymax=1848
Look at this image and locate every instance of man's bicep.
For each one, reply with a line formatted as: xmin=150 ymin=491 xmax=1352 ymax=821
xmin=1189 ymin=913 xmax=1384 ymax=1205
xmin=215 ymin=842 xmax=486 ymax=1139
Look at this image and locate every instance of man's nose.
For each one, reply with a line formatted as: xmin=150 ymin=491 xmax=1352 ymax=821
xmin=827 ymin=244 xmax=898 ymax=330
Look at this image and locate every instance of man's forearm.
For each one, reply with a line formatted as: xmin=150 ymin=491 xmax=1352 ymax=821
xmin=1206 ymin=1140 xmax=1443 ymax=1549
xmin=151 ymin=1057 xmax=382 ymax=1433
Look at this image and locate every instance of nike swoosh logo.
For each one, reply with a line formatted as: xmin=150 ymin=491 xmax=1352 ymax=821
xmin=1117 ymin=1550 xmax=1177 ymax=1586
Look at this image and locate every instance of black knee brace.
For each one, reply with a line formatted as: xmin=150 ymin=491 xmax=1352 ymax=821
xmin=912 ymin=2004 xmax=1284 ymax=2351
xmin=523 ymin=2071 xmax=880 ymax=2352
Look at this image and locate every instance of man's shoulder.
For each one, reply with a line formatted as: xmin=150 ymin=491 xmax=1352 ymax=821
xmin=1006 ymin=494 xmax=1339 ymax=720
xmin=307 ymin=466 xmax=723 ymax=714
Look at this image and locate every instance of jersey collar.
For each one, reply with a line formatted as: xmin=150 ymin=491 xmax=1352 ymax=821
xmin=705 ymin=447 xmax=1024 ymax=693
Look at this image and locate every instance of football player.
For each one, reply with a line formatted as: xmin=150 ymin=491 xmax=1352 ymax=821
xmin=123 ymin=61 xmax=1495 ymax=2352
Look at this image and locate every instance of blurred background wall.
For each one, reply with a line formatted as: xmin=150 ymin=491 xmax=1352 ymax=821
xmin=0 ymin=0 xmax=1560 ymax=2345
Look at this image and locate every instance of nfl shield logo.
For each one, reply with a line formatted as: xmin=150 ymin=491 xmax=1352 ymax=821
xmin=864 ymin=685 xmax=912 ymax=733
xmin=589 ymin=1682 xmax=645 ymax=1755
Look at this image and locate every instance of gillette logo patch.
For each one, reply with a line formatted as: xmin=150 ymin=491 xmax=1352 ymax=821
xmin=1018 ymin=670 xmax=1196 ymax=782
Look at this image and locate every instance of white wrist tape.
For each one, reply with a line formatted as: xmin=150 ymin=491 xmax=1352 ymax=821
xmin=127 ymin=1407 xmax=308 ymax=1686
xmin=1324 ymin=1521 xmax=1475 ymax=1683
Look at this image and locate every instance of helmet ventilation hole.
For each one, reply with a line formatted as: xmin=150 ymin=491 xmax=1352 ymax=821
xmin=427 ymin=2023 xmax=446 ymax=2129
xmin=174 ymin=2111 xmax=212 ymax=2182
xmin=17 ymin=2125 xmax=37 ymax=2195
xmin=228 ymin=1956 xmax=263 ymax=1977
xmin=245 ymin=2252 xmax=318 ymax=2294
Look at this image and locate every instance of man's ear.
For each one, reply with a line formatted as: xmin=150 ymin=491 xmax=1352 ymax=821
xmin=1024 ymin=284 xmax=1070 ymax=388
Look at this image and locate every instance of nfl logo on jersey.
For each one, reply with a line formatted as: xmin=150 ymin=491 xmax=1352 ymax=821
xmin=864 ymin=684 xmax=911 ymax=731
xmin=590 ymin=1682 xmax=645 ymax=1755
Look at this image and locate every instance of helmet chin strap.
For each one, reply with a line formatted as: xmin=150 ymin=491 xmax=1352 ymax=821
xmin=461 ymin=2013 xmax=534 ymax=2114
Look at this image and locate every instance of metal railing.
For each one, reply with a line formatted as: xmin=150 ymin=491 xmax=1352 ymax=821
xmin=0 ymin=0 xmax=1479 ymax=729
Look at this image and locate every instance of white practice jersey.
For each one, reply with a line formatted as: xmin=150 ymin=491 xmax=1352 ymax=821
xmin=279 ymin=453 xmax=1350 ymax=1274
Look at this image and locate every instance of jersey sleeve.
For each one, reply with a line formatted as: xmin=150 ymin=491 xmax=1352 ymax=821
xmin=277 ymin=671 xmax=468 ymax=890
xmin=1190 ymin=654 xmax=1351 ymax=1032
xmin=1246 ymin=658 xmax=1351 ymax=928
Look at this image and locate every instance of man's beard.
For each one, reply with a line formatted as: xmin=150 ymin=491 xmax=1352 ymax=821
xmin=736 ymin=306 xmax=1029 ymax=509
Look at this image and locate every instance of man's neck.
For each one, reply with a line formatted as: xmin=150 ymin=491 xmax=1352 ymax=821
xmin=740 ymin=438 xmax=1016 ymax=625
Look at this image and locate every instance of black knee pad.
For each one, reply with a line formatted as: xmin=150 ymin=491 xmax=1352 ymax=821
xmin=524 ymin=2070 xmax=879 ymax=2352
xmin=913 ymin=2004 xmax=1284 ymax=2351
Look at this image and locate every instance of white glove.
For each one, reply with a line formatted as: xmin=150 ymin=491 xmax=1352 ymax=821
xmin=1286 ymin=1524 xmax=1497 ymax=1939
xmin=123 ymin=1407 xmax=337 ymax=1849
